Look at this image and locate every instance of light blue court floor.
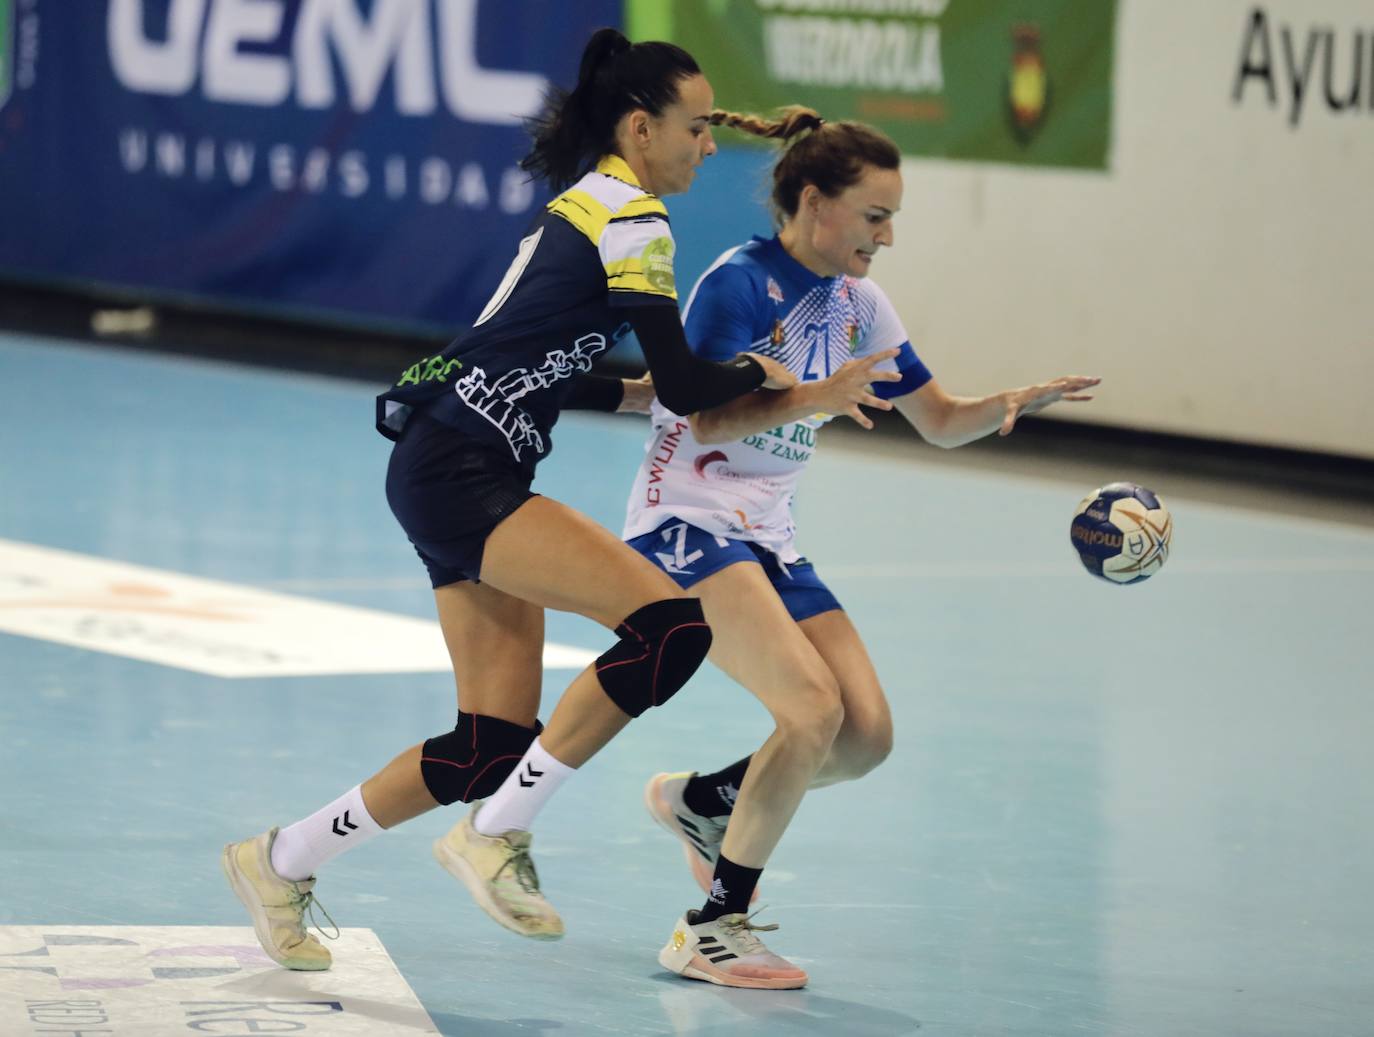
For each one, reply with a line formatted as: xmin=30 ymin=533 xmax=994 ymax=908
xmin=2 ymin=332 xmax=1373 ymax=1036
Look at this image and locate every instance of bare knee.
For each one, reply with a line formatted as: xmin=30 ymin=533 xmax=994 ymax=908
xmin=829 ymin=714 xmax=893 ymax=781
xmin=772 ymin=676 xmax=845 ymax=762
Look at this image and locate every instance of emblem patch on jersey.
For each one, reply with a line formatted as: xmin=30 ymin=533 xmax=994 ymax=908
xmin=766 ymin=277 xmax=784 ymax=303
xmin=641 ymin=236 xmax=676 ymax=294
xmin=693 ymin=450 xmax=729 ymax=478
xmin=847 ymin=323 xmax=859 ymax=352
xmin=770 ymin=319 xmax=784 ymax=347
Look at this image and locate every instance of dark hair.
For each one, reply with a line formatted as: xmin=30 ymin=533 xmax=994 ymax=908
xmin=521 ymin=28 xmax=702 ymax=190
xmin=711 ymin=105 xmax=901 ymax=225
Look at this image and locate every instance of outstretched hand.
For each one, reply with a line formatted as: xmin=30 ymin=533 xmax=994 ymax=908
xmin=810 ymin=349 xmax=904 ymax=430
xmin=999 ymin=375 xmax=1100 ymax=436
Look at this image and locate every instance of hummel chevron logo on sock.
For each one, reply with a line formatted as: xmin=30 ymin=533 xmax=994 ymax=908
xmin=517 ymin=762 xmax=545 ymax=788
xmin=331 ymin=810 xmax=359 ymax=836
xmin=708 ymin=878 xmax=727 ymax=903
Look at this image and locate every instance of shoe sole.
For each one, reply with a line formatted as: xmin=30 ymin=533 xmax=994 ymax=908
xmin=643 ymin=774 xmax=759 ymax=904
xmin=219 ymin=844 xmax=331 ymax=972
xmin=432 ymin=838 xmax=564 ymax=941
xmin=657 ymin=941 xmax=808 ymax=990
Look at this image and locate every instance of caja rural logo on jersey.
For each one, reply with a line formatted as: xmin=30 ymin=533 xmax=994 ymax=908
xmin=1006 ymin=23 xmax=1049 ymax=144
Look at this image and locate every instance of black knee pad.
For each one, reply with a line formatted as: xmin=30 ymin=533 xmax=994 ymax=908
xmin=595 ymin=597 xmax=712 ymax=717
xmin=420 ymin=712 xmax=542 ymax=805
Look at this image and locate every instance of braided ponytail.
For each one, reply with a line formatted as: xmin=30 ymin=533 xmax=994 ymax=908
xmin=711 ymin=106 xmax=900 ymax=224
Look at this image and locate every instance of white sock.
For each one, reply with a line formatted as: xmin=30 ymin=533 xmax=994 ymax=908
xmin=473 ymin=738 xmax=576 ymax=836
xmin=270 ymin=784 xmax=383 ymax=881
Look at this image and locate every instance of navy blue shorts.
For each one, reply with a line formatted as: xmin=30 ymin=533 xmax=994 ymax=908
xmin=385 ymin=412 xmax=536 ymax=587
xmin=626 ymin=518 xmax=842 ymax=623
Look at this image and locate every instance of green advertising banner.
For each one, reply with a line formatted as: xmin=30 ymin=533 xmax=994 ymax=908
xmin=0 ymin=0 xmax=12 ymax=112
xmin=627 ymin=0 xmax=1117 ymax=170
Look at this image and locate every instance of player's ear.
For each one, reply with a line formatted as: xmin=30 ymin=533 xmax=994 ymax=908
xmin=626 ymin=109 xmax=652 ymax=149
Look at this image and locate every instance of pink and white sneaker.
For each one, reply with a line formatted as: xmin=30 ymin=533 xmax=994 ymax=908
xmin=659 ymin=909 xmax=808 ymax=990
xmin=644 ymin=772 xmax=757 ymax=903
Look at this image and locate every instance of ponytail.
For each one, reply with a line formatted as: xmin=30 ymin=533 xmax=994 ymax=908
xmin=712 ymin=105 xmax=900 ymax=224
xmin=522 ymin=28 xmax=702 ymax=190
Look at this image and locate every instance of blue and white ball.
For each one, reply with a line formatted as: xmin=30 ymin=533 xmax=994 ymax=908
xmin=1070 ymin=482 xmax=1172 ymax=584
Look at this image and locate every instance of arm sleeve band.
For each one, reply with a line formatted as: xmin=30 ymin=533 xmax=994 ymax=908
xmin=626 ymin=303 xmax=765 ymax=415
xmin=564 ymin=374 xmax=626 ymax=412
xmin=872 ymin=343 xmax=933 ymax=400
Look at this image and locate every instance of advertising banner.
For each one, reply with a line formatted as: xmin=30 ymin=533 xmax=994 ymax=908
xmin=627 ymin=0 xmax=1117 ymax=170
xmin=0 ymin=0 xmax=618 ymax=329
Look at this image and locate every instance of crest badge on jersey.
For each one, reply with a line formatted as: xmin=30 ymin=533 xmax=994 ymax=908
xmin=641 ymin=236 xmax=677 ymax=294
xmin=770 ymin=319 xmax=785 ymax=348
xmin=766 ymin=276 xmax=784 ymax=303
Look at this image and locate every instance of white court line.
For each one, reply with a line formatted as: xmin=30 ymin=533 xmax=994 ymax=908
xmin=0 ymin=539 xmax=597 ymax=678
xmin=0 ymin=926 xmax=436 ymax=1035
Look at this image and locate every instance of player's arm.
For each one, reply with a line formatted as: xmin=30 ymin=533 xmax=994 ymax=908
xmin=894 ymin=375 xmax=1101 ymax=448
xmin=626 ymin=303 xmax=785 ymax=414
xmin=689 ymin=351 xmax=902 ymax=444
xmin=563 ymin=373 xmax=657 ymax=414
xmin=601 ymin=206 xmax=791 ymax=414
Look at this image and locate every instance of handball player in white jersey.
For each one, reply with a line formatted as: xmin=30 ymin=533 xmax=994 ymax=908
xmin=624 ymin=107 xmax=1100 ymax=988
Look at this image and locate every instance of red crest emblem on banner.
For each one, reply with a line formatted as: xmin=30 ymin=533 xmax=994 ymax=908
xmin=1007 ymin=24 xmax=1050 ymax=144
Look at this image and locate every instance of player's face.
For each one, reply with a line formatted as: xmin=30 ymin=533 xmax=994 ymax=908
xmin=642 ymin=74 xmax=717 ymax=196
xmin=810 ymin=165 xmax=904 ymax=277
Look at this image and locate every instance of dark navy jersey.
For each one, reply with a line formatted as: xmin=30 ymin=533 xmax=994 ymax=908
xmin=377 ymin=155 xmax=679 ymax=468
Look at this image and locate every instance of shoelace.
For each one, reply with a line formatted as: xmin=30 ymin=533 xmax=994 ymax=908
xmin=493 ymin=845 xmax=543 ymax=895
xmin=288 ymin=886 xmax=340 ymax=942
xmin=719 ymin=908 xmax=779 ymax=954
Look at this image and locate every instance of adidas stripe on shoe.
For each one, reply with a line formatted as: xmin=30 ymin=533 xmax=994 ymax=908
xmin=658 ymin=909 xmax=807 ymax=990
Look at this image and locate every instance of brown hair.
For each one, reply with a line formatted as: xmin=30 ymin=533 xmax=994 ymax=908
xmin=710 ymin=105 xmax=900 ymax=225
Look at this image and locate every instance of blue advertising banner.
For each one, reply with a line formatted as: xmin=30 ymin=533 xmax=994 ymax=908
xmin=0 ymin=0 xmax=621 ymax=331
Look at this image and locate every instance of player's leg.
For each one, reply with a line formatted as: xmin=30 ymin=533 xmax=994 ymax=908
xmin=654 ymin=606 xmax=891 ymax=856
xmin=222 ymin=577 xmax=551 ymax=965
xmin=651 ymin=557 xmax=840 ymax=989
xmin=432 ymin=495 xmax=715 ymax=936
xmin=798 ymin=608 xmax=893 ymax=788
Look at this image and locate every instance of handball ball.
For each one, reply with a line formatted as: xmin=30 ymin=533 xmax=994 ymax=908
xmin=1070 ymin=482 xmax=1172 ymax=584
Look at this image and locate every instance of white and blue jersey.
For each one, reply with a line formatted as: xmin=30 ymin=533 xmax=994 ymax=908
xmin=623 ymin=235 xmax=932 ymax=563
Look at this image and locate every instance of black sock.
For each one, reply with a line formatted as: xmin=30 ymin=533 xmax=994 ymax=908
xmin=696 ymin=853 xmax=763 ymax=923
xmin=682 ymin=756 xmax=752 ymax=817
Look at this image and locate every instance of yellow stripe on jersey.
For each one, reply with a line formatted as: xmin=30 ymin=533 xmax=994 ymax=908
xmin=607 ymin=236 xmax=677 ymax=299
xmin=612 ymin=195 xmax=669 ymax=222
xmin=546 ymin=190 xmax=612 ymax=243
xmin=606 ymin=260 xmax=657 ymax=295
xmin=595 ymin=153 xmax=643 ymax=188
xmin=545 ymin=155 xmax=677 ymax=298
xmin=600 ymin=214 xmax=677 ymax=299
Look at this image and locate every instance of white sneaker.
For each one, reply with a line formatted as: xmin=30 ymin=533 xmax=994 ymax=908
xmin=221 ymin=828 xmax=336 ymax=971
xmin=644 ymin=772 xmax=757 ymax=903
xmin=659 ymin=909 xmax=808 ymax=989
xmin=433 ymin=803 xmax=564 ymax=940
